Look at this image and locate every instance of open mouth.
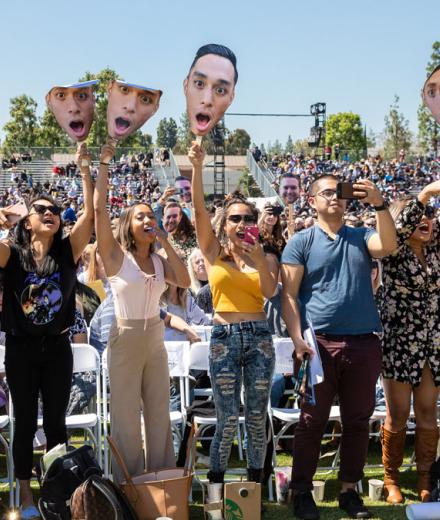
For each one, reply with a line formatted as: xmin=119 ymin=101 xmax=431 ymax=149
xmin=114 ymin=117 xmax=131 ymax=137
xmin=143 ymin=226 xmax=155 ymax=234
xmin=43 ymin=217 xmax=55 ymax=225
xmin=195 ymin=113 xmax=211 ymax=134
xmin=418 ymin=223 xmax=430 ymax=233
xmin=236 ymin=231 xmax=245 ymax=239
xmin=69 ymin=120 xmax=86 ymax=138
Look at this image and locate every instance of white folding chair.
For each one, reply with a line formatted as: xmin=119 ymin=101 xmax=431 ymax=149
xmin=57 ymin=344 xmax=102 ymax=464
xmin=192 ymin=325 xmax=212 ymax=342
xmin=165 ymin=341 xmax=190 ymax=446
xmin=101 ymin=348 xmax=110 ymax=477
xmin=0 ymin=345 xmax=15 ymax=507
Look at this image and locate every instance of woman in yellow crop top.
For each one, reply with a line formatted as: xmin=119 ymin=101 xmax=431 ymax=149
xmin=189 ymin=141 xmax=279 ymax=491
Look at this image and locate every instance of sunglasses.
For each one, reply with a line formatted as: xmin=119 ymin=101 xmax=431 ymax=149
xmin=425 ymin=205 xmax=436 ymax=219
xmin=227 ymin=214 xmax=257 ymax=224
xmin=31 ymin=203 xmax=62 ymax=216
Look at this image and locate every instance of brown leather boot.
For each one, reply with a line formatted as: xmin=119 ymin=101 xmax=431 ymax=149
xmin=415 ymin=427 xmax=439 ymax=502
xmin=381 ymin=426 xmax=406 ymax=504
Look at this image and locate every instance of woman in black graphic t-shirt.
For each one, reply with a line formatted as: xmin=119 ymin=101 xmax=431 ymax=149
xmin=0 ymin=147 xmax=93 ymax=517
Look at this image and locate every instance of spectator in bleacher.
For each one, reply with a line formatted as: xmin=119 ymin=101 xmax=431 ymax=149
xmin=163 ymin=201 xmax=197 ymax=262
xmin=379 ymin=180 xmax=440 ymax=504
xmin=62 ymin=200 xmax=77 ymax=223
xmin=281 ymin=174 xmax=397 ymax=520
xmin=0 ymin=144 xmax=94 ymax=517
xmin=94 ymin=142 xmax=190 ymax=484
xmin=189 ymin=141 xmax=279 ymax=495
xmin=188 ymin=248 xmax=209 ymax=296
xmin=252 ymin=146 xmax=262 ymax=162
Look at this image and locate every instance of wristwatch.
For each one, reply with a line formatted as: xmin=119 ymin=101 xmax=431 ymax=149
xmin=373 ymin=201 xmax=389 ymax=211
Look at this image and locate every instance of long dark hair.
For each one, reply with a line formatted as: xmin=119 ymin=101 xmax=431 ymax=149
xmin=217 ymin=191 xmax=259 ymax=260
xmin=116 ymin=202 xmax=155 ymax=255
xmin=14 ymin=194 xmax=63 ymax=276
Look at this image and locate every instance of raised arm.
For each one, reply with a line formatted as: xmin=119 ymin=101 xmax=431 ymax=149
xmin=353 ymin=179 xmax=397 ymax=258
xmin=93 ymin=143 xmax=124 ymax=277
xmin=188 ymin=142 xmax=220 ymax=264
xmin=69 ymin=144 xmax=94 ymax=263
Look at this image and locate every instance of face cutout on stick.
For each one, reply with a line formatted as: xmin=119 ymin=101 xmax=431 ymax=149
xmin=46 ymin=80 xmax=98 ymax=142
xmin=184 ymin=44 xmax=237 ymax=137
xmin=422 ymin=65 xmax=440 ymax=124
xmin=107 ymin=81 xmax=162 ymax=141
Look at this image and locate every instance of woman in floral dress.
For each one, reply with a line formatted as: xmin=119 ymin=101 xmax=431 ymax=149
xmin=379 ymin=179 xmax=440 ymax=504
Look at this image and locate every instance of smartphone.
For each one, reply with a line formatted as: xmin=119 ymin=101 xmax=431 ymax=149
xmin=336 ymin=182 xmax=366 ymax=200
xmin=244 ymin=225 xmax=259 ymax=245
xmin=6 ymin=200 xmax=28 ymax=223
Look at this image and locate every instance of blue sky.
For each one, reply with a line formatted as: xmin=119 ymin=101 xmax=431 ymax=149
xmin=1 ymin=0 xmax=439 ymax=148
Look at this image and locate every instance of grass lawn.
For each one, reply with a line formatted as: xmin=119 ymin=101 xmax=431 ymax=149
xmin=0 ymin=434 xmax=420 ymax=519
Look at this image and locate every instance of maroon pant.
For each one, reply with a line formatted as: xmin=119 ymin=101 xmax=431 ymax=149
xmin=291 ymin=333 xmax=381 ymax=491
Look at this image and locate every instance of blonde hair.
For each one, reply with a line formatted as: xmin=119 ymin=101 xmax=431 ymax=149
xmin=188 ymin=248 xmax=204 ymax=295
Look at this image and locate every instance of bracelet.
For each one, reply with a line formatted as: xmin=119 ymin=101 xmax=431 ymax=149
xmin=100 ymin=162 xmax=109 ymax=166
xmin=373 ymin=201 xmax=389 ymax=211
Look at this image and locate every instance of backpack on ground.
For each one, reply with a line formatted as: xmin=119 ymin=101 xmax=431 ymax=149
xmin=70 ymin=474 xmax=138 ymax=520
xmin=38 ymin=445 xmax=102 ymax=520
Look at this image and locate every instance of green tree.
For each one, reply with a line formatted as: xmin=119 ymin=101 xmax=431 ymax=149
xmin=156 ymin=117 xmax=178 ymax=149
xmin=366 ymin=128 xmax=377 ymax=150
xmin=417 ymin=41 xmax=440 ymax=154
xmin=37 ymin=108 xmax=70 ymax=148
xmin=174 ymin=112 xmax=193 ymax=153
xmin=225 ymin=128 xmax=251 ymax=155
xmin=268 ymin=139 xmax=283 ymax=156
xmin=2 ymin=95 xmax=39 ymax=156
xmin=236 ymin=167 xmax=263 ymax=197
xmin=326 ymin=112 xmax=364 ymax=158
xmin=285 ymin=135 xmax=294 ymax=154
xmin=382 ymin=95 xmax=412 ymax=160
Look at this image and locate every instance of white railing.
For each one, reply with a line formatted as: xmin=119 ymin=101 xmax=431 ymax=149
xmin=246 ymin=151 xmax=283 ymax=203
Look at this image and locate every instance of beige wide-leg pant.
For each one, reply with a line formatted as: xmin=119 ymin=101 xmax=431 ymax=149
xmin=108 ymin=316 xmax=175 ymax=484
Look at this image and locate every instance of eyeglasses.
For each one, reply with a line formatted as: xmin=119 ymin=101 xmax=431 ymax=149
xmin=315 ymin=189 xmax=337 ymax=201
xmin=227 ymin=214 xmax=257 ymax=224
xmin=31 ymin=203 xmax=62 ymax=216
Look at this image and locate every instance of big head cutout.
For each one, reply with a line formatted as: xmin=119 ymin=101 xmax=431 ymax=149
xmin=107 ymin=81 xmax=162 ymax=141
xmin=184 ymin=44 xmax=237 ymax=137
xmin=46 ymin=80 xmax=98 ymax=142
xmin=423 ymin=65 xmax=440 ymax=124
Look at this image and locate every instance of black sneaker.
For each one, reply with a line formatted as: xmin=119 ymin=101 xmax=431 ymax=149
xmin=293 ymin=491 xmax=320 ymax=520
xmin=339 ymin=489 xmax=372 ymax=519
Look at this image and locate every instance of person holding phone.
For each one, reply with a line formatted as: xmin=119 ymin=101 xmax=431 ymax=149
xmin=0 ymin=144 xmax=94 ymax=519
xmin=189 ymin=141 xmax=279 ymax=501
xmin=94 ymin=143 xmax=190 ymax=484
xmin=281 ymin=174 xmax=397 ymax=519
xmin=379 ymin=181 xmax=440 ymax=504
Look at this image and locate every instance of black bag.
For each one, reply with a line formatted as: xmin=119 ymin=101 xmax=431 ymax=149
xmin=70 ymin=474 xmax=138 ymax=520
xmin=39 ymin=445 xmax=102 ymax=520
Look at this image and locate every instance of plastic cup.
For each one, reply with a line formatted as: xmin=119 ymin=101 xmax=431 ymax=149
xmin=368 ymin=479 xmax=383 ymax=501
xmin=312 ymin=480 xmax=325 ymax=502
xmin=274 ymin=467 xmax=290 ymax=503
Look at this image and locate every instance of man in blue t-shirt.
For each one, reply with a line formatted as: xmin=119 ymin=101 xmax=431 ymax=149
xmin=281 ymin=174 xmax=397 ymax=520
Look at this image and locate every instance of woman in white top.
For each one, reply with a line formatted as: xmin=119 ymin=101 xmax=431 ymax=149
xmin=94 ymin=144 xmax=190 ymax=483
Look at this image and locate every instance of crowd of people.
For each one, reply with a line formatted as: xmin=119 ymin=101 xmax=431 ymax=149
xmin=0 ymin=53 xmax=439 ymax=520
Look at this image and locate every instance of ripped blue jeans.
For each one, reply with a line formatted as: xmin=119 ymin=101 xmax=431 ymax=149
xmin=209 ymin=320 xmax=275 ymax=472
